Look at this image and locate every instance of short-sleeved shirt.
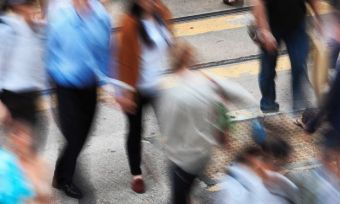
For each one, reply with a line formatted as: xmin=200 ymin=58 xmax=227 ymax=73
xmin=265 ymin=0 xmax=307 ymax=32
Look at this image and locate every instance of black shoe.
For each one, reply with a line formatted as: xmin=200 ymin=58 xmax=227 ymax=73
xmin=53 ymin=182 xmax=83 ymax=199
xmin=261 ymin=103 xmax=280 ymax=113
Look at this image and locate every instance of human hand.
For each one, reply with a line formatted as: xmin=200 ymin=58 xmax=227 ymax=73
xmin=260 ymin=29 xmax=278 ymax=52
xmin=0 ymin=102 xmax=11 ymax=125
xmin=116 ymin=91 xmax=136 ymax=114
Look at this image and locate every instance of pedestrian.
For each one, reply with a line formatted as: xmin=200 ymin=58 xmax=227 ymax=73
xmin=4 ymin=121 xmax=53 ymax=204
xmin=216 ymin=137 xmax=297 ymax=204
xmin=46 ymin=0 xmax=111 ymax=198
xmin=158 ymin=42 xmax=260 ymax=204
xmin=298 ymin=57 xmax=340 ymax=134
xmin=328 ymin=0 xmax=340 ymax=71
xmin=116 ymin=0 xmax=173 ymax=194
xmin=252 ymin=0 xmax=321 ymax=112
xmin=294 ymin=0 xmax=340 ymax=133
xmin=0 ymin=0 xmax=47 ymax=151
xmin=291 ymin=129 xmax=340 ymax=204
xmin=0 ymin=143 xmax=33 ymax=204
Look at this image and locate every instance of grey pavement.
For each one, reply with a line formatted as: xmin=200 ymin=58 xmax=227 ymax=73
xmin=27 ymin=0 xmax=322 ymax=203
xmin=42 ymin=106 xmax=174 ymax=204
xmin=106 ymin=0 xmax=251 ymax=25
xmin=42 ymin=68 xmax=315 ymax=203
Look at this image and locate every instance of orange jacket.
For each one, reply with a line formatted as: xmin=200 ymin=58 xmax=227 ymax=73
xmin=117 ymin=3 xmax=172 ymax=90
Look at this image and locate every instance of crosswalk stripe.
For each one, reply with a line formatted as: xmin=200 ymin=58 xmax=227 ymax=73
xmin=175 ymin=1 xmax=333 ymax=37
xmin=160 ymin=55 xmax=290 ymax=89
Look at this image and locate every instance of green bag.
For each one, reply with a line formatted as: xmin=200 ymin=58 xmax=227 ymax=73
xmin=216 ymin=102 xmax=233 ymax=133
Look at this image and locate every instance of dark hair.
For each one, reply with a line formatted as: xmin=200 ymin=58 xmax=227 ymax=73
xmin=260 ymin=136 xmax=292 ymax=161
xmin=1 ymin=0 xmax=35 ymax=12
xmin=129 ymin=1 xmax=166 ymax=48
xmin=321 ymin=128 xmax=340 ymax=151
xmin=0 ymin=0 xmax=8 ymax=12
xmin=235 ymin=146 xmax=263 ymax=164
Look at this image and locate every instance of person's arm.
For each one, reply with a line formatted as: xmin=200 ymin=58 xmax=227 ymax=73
xmin=46 ymin=24 xmax=59 ymax=76
xmin=308 ymin=0 xmax=323 ymax=32
xmin=253 ymin=0 xmax=269 ymax=33
xmin=115 ymin=16 xmax=138 ymax=113
xmin=208 ymin=74 xmax=258 ymax=108
xmin=0 ymin=101 xmax=11 ymax=125
xmin=88 ymin=8 xmax=112 ymax=79
xmin=38 ymin=0 xmax=48 ymax=18
xmin=252 ymin=0 xmax=277 ymax=52
xmin=308 ymin=0 xmax=321 ymax=18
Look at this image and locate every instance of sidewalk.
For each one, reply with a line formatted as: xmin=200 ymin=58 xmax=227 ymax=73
xmin=37 ymin=102 xmax=322 ymax=203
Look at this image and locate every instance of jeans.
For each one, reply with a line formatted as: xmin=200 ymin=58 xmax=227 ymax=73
xmin=125 ymin=91 xmax=157 ymax=175
xmin=53 ymin=85 xmax=97 ymax=185
xmin=329 ymin=38 xmax=340 ymax=70
xmin=259 ymin=22 xmax=309 ymax=111
xmin=171 ymin=164 xmax=197 ymax=204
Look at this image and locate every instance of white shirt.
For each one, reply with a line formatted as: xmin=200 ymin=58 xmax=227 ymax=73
xmin=216 ymin=164 xmax=298 ymax=204
xmin=47 ymin=0 xmax=71 ymax=20
xmin=0 ymin=14 xmax=47 ymax=92
xmin=138 ymin=18 xmax=171 ymax=96
xmin=158 ymin=72 xmax=257 ymax=175
xmin=314 ymin=167 xmax=340 ymax=204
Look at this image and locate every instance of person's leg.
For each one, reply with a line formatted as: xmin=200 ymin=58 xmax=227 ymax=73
xmin=284 ymin=22 xmax=309 ymax=111
xmin=53 ymin=86 xmax=97 ymax=186
xmin=171 ymin=164 xmax=197 ymax=204
xmin=259 ymin=47 xmax=280 ymax=112
xmin=77 ymin=87 xmax=97 ymax=145
xmin=126 ymin=92 xmax=145 ymax=176
xmin=126 ymin=92 xmax=152 ymax=193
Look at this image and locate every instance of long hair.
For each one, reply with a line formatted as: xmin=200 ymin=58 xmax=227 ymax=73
xmin=129 ymin=1 xmax=166 ymax=48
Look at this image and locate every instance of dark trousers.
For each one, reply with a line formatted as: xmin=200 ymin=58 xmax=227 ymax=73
xmin=305 ymin=41 xmax=340 ymax=133
xmin=171 ymin=164 xmax=197 ymax=204
xmin=259 ymin=22 xmax=309 ymax=111
xmin=0 ymin=89 xmax=38 ymax=126
xmin=53 ymin=85 xmax=97 ymax=185
xmin=329 ymin=38 xmax=340 ymax=70
xmin=125 ymin=91 xmax=156 ymax=176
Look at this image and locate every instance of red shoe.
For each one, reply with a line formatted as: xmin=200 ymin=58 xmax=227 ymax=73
xmin=131 ymin=178 xmax=145 ymax=194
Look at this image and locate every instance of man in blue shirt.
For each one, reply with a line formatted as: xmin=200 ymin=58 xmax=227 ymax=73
xmin=47 ymin=0 xmax=111 ymax=199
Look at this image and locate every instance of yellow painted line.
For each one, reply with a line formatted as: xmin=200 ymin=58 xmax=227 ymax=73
xmin=38 ymin=56 xmax=290 ymax=111
xmin=175 ymin=1 xmax=332 ymax=37
xmin=201 ymin=55 xmax=290 ymax=77
xmin=161 ymin=55 xmax=290 ymax=89
xmin=175 ymin=13 xmax=245 ymax=37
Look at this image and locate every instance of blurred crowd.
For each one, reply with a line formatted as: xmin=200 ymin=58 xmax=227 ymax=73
xmin=0 ymin=0 xmax=339 ymax=203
